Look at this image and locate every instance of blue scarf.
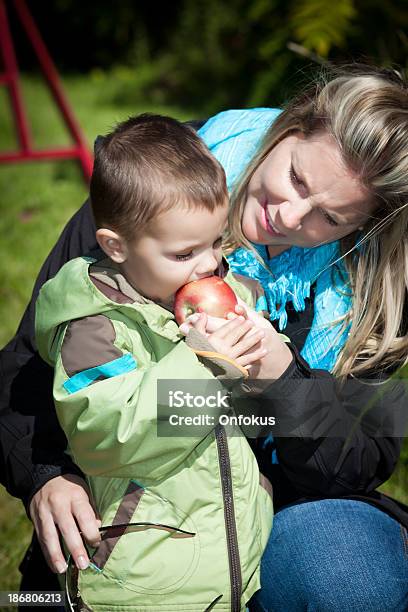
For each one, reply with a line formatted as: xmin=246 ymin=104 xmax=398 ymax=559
xmin=199 ymin=108 xmax=352 ymax=372
xmin=227 ymin=244 xmax=351 ymax=371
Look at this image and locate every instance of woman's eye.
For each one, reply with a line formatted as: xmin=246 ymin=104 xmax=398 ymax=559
xmin=320 ymin=209 xmax=339 ymax=227
xmin=289 ymin=165 xmax=305 ymax=188
xmin=175 ymin=252 xmax=193 ymax=261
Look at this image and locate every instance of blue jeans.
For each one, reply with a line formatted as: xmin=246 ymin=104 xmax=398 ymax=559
xmin=249 ymin=499 xmax=408 ymax=612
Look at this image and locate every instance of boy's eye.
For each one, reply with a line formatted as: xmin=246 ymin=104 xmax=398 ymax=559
xmin=175 ymin=252 xmax=193 ymax=261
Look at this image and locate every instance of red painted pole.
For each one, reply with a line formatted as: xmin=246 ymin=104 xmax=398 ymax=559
xmin=0 ymin=0 xmax=32 ymax=151
xmin=0 ymin=146 xmax=87 ymax=163
xmin=12 ymin=0 xmax=93 ymax=180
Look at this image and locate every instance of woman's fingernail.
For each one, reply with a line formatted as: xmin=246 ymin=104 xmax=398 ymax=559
xmin=77 ymin=555 xmax=89 ymax=570
xmin=55 ymin=560 xmax=68 ymax=574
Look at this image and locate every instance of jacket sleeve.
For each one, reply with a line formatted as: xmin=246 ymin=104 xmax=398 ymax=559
xmin=53 ymin=316 xmax=222 ymax=481
xmin=239 ymin=344 xmax=406 ymax=496
xmin=0 ymin=199 xmax=96 ymax=507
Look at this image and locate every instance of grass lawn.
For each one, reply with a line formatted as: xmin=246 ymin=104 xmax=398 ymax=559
xmin=0 ymin=71 xmax=407 ymax=595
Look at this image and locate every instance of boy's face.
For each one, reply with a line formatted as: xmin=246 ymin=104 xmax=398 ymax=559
xmin=120 ymin=202 xmax=229 ymax=307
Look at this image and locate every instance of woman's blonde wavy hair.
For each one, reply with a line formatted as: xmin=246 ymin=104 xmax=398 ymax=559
xmin=224 ymin=65 xmax=408 ymax=378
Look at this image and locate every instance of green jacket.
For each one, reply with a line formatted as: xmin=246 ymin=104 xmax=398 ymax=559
xmin=35 ymin=254 xmax=273 ymax=612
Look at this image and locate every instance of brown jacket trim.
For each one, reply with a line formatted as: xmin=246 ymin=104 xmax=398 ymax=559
xmin=92 ymin=481 xmax=145 ymax=570
xmin=186 ymin=328 xmax=248 ymax=380
xmin=61 ymin=315 xmax=123 ymax=378
xmin=89 ymin=258 xmax=151 ymax=304
xmin=90 ymin=276 xmax=134 ymax=304
xmin=193 ymin=349 xmax=249 ymax=378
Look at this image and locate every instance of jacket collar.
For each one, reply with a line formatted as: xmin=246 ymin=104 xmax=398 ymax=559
xmin=89 ymin=254 xmax=230 ymax=307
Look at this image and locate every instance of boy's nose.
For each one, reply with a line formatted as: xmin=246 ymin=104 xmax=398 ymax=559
xmin=195 ymin=252 xmax=220 ymax=277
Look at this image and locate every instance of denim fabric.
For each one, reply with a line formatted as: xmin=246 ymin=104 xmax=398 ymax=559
xmin=249 ymin=499 xmax=408 ymax=612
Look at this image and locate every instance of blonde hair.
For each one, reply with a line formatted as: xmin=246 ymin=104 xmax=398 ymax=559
xmin=225 ymin=65 xmax=408 ymax=378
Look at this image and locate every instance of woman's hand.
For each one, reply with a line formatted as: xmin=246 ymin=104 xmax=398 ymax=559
xmin=238 ymin=305 xmax=293 ymax=379
xmin=29 ymin=474 xmax=101 ymax=573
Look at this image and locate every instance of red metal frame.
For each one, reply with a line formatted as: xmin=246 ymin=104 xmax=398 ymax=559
xmin=0 ymin=0 xmax=93 ymax=182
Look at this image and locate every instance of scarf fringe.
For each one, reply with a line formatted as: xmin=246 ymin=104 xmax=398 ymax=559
xmin=227 ymin=243 xmax=351 ymax=371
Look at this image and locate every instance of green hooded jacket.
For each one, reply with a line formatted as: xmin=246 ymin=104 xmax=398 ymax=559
xmin=35 ymin=254 xmax=273 ymax=612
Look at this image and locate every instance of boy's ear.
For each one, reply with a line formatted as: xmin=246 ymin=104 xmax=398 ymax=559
xmin=96 ymin=228 xmax=128 ymax=263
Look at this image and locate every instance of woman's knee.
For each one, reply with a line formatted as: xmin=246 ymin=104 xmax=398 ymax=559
xmin=251 ymin=500 xmax=408 ymax=612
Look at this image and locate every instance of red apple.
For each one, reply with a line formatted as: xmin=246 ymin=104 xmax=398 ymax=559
xmin=174 ymin=276 xmax=238 ymax=324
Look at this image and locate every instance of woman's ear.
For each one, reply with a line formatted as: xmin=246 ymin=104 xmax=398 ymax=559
xmin=96 ymin=228 xmax=128 ymax=263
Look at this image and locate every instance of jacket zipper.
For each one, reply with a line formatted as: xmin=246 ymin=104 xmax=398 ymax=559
xmin=215 ymin=423 xmax=242 ymax=612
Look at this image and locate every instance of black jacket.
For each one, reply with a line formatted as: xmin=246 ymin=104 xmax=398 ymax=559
xmin=1 ymin=196 xmax=407 ymax=529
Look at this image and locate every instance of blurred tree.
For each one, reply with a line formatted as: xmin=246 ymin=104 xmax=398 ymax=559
xmin=290 ymin=0 xmax=356 ymax=57
xmin=10 ymin=0 xmax=407 ymax=113
xmin=348 ymin=0 xmax=408 ymax=69
xmin=10 ymin=0 xmax=179 ymax=70
xmin=126 ymin=0 xmax=407 ymax=112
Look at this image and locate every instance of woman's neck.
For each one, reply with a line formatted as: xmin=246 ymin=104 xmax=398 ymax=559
xmin=266 ymin=245 xmax=290 ymax=259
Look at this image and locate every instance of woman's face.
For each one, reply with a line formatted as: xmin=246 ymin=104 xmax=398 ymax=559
xmin=242 ymin=131 xmax=376 ymax=253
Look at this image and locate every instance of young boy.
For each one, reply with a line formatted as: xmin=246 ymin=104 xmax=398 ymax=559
xmin=35 ymin=114 xmax=273 ymax=611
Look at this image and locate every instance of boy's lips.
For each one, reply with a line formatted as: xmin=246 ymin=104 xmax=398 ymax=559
xmin=260 ymin=201 xmax=287 ymax=237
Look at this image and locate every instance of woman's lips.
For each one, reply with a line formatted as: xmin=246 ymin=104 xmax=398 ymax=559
xmin=260 ymin=201 xmax=287 ymax=237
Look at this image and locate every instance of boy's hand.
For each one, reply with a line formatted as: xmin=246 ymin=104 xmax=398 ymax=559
xmin=185 ymin=312 xmax=267 ymax=369
xmin=179 ymin=312 xmax=229 ymax=336
xmin=179 ymin=300 xmax=293 ymax=378
xmin=178 ymin=300 xmax=267 ymax=336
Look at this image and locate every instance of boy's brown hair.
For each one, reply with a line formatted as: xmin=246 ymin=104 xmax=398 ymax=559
xmin=90 ymin=114 xmax=228 ymax=241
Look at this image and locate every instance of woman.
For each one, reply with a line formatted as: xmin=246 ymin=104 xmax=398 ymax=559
xmin=195 ymin=65 xmax=408 ymax=610
xmin=1 ymin=65 xmax=407 ymax=610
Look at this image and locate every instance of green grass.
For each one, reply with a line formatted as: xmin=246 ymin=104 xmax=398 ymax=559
xmin=0 ymin=71 xmax=407 ymax=594
xmin=0 ymin=494 xmax=33 ymax=595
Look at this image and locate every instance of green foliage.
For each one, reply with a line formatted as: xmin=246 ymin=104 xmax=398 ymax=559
xmin=115 ymin=0 xmax=406 ymax=113
xmin=124 ymin=0 xmax=307 ymax=113
xmin=12 ymin=0 xmax=406 ymax=113
xmin=290 ymin=0 xmax=357 ymax=57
